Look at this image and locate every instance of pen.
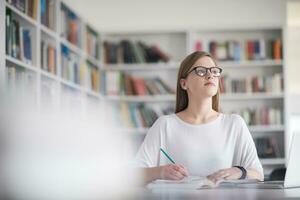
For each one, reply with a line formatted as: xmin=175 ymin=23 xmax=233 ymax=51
xmin=160 ymin=148 xmax=176 ymax=164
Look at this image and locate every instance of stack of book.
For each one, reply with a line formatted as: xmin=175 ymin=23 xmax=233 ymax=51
xmin=220 ymin=73 xmax=283 ymax=94
xmin=103 ymin=40 xmax=170 ymax=64
xmin=194 ymin=39 xmax=282 ymax=61
xmin=86 ymin=26 xmax=99 ymax=59
xmin=6 ymin=0 xmax=37 ymax=19
xmin=229 ymin=107 xmax=283 ymax=126
xmin=6 ymin=9 xmax=32 ymax=64
xmin=41 ymin=41 xmax=56 ymax=74
xmin=40 ymin=0 xmax=55 ymax=30
xmin=104 ymin=72 xmax=175 ymax=96
xmin=60 ymin=3 xmax=82 ymax=47
xmin=254 ymin=137 xmax=281 ymax=158
xmin=61 ymin=45 xmax=80 ymax=84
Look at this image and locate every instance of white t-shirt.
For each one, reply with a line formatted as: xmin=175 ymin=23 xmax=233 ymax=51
xmin=135 ymin=113 xmax=263 ymax=177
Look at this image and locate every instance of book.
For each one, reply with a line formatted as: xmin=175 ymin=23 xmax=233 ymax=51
xmin=104 ymin=72 xmax=175 ymax=96
xmin=87 ymin=62 xmax=100 ymax=92
xmin=115 ymin=103 xmax=174 ymax=128
xmin=5 ymin=63 xmax=36 ymax=99
xmin=6 ymin=12 xmax=33 ymax=64
xmin=60 ymin=3 xmax=82 ymax=47
xmin=220 ymin=74 xmax=283 ymax=94
xmin=103 ymin=40 xmax=170 ymax=64
xmin=40 ymin=0 xmax=55 ymax=30
xmin=147 ymin=176 xmax=259 ymax=190
xmin=147 ymin=176 xmax=208 ymax=190
xmin=86 ymin=26 xmax=99 ymax=59
xmin=41 ymin=41 xmax=56 ymax=74
xmin=6 ymin=0 xmax=37 ymax=19
xmin=228 ymin=106 xmax=282 ymax=126
xmin=194 ymin=38 xmax=282 ymax=61
xmin=61 ymin=45 xmax=80 ymax=84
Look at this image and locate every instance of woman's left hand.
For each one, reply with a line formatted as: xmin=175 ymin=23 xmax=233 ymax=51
xmin=207 ymin=167 xmax=243 ymax=183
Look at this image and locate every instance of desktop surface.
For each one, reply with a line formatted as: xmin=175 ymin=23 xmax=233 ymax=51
xmin=131 ymin=187 xmax=300 ymax=200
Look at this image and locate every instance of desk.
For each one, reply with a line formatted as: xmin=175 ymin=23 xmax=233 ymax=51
xmin=132 ymin=188 xmax=300 ymax=200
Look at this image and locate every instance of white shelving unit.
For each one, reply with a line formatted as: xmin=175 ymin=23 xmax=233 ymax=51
xmin=1 ymin=0 xmax=104 ymax=114
xmin=0 ymin=0 xmax=287 ymax=177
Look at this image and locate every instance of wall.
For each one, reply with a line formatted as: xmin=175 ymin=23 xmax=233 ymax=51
xmin=63 ymin=0 xmax=286 ymax=32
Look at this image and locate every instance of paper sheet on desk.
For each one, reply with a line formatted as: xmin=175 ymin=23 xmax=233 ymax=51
xmin=216 ymin=179 xmax=259 ymax=188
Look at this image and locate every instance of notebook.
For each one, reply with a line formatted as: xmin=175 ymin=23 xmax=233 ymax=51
xmin=147 ymin=176 xmax=259 ymax=190
xmin=147 ymin=176 xmax=208 ymax=190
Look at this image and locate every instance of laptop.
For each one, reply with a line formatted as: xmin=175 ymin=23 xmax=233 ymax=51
xmin=238 ymin=131 xmax=300 ymax=189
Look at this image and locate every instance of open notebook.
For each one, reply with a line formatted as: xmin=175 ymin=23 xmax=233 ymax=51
xmin=147 ymin=176 xmax=259 ymax=190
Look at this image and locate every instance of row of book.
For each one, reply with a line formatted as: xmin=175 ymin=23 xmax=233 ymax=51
xmin=117 ymin=103 xmax=174 ymax=128
xmin=103 ymin=40 xmax=170 ymax=64
xmin=194 ymin=39 xmax=282 ymax=61
xmin=41 ymin=41 xmax=56 ymax=74
xmin=220 ymin=73 xmax=283 ymax=94
xmin=60 ymin=3 xmax=82 ymax=47
xmin=104 ymin=72 xmax=175 ymax=96
xmin=6 ymin=0 xmax=37 ymax=19
xmin=86 ymin=27 xmax=99 ymax=59
xmin=61 ymin=45 xmax=80 ymax=84
xmin=254 ymin=136 xmax=282 ymax=158
xmin=40 ymin=0 xmax=55 ymax=30
xmin=5 ymin=63 xmax=36 ymax=101
xmin=116 ymin=105 xmax=282 ymax=129
xmin=61 ymin=46 xmax=101 ymax=92
xmin=232 ymin=107 xmax=283 ymax=126
xmin=6 ymin=9 xmax=32 ymax=64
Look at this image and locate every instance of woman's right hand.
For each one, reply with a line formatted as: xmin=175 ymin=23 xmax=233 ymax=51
xmin=159 ymin=164 xmax=189 ymax=180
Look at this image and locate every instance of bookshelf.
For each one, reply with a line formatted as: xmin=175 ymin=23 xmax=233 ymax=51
xmin=1 ymin=0 xmax=104 ymax=115
xmin=0 ymin=0 xmax=286 ymax=177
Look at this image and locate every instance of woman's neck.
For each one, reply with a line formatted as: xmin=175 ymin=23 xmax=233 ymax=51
xmin=178 ymin=97 xmax=218 ymax=124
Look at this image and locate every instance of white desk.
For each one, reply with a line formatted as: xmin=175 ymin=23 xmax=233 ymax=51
xmin=133 ymin=188 xmax=300 ymax=199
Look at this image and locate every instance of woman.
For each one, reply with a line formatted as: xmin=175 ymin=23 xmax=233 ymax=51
xmin=135 ymin=51 xmax=264 ymax=184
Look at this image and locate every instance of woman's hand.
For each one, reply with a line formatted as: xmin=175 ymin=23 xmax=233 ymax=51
xmin=207 ymin=167 xmax=243 ymax=183
xmin=159 ymin=164 xmax=189 ymax=180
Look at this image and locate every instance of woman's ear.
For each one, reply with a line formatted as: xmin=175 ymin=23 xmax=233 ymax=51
xmin=180 ymin=78 xmax=187 ymax=90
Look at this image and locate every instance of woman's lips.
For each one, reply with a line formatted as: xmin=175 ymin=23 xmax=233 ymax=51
xmin=204 ymin=82 xmax=215 ymax=86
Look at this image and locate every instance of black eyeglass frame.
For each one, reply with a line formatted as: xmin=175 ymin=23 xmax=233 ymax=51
xmin=186 ymin=66 xmax=223 ymax=78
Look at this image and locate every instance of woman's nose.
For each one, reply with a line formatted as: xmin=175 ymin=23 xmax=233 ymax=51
xmin=205 ymin=71 xmax=213 ymax=79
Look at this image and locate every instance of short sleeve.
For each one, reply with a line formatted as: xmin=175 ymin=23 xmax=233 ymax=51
xmin=133 ymin=116 xmax=164 ymax=168
xmin=232 ymin=115 xmax=264 ymax=176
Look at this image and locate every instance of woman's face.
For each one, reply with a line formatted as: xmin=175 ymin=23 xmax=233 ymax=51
xmin=180 ymin=56 xmax=220 ymax=99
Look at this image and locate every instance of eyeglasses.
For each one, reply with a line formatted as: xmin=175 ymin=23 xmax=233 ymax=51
xmin=187 ymin=66 xmax=223 ymax=77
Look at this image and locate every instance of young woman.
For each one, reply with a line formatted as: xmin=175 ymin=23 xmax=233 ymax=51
xmin=135 ymin=51 xmax=264 ymax=184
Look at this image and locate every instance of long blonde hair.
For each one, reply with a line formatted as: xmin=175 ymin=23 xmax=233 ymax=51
xmin=175 ymin=51 xmax=220 ymax=113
